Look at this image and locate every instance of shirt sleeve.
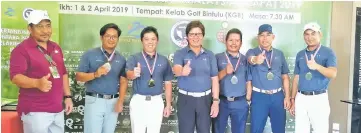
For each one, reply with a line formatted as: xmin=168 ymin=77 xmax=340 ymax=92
xmin=120 ymin=57 xmax=127 ymax=78
xmin=9 ymin=46 xmax=28 ymax=80
xmin=245 ymin=49 xmax=255 ymax=58
xmin=57 ymin=47 xmax=67 ymax=75
xmin=164 ymin=59 xmax=174 ymax=81
xmin=245 ymin=58 xmax=252 ymax=81
xmin=326 ymin=49 xmax=337 ymax=67
xmin=294 ymin=53 xmax=300 ymax=75
xmin=126 ymin=55 xmax=136 ymax=71
xmin=173 ymin=50 xmax=183 ymax=66
xmin=210 ymin=53 xmax=218 ymax=77
xmin=281 ymin=52 xmax=290 ymax=74
xmin=77 ymin=51 xmax=90 ymax=73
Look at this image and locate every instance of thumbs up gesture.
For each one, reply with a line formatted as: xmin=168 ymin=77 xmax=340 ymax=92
xmin=134 ymin=62 xmax=141 ymax=78
xmin=37 ymin=73 xmax=52 ymax=92
xmin=225 ymin=63 xmax=234 ymax=74
xmin=181 ymin=60 xmax=192 ymax=76
xmin=306 ymin=54 xmax=320 ymax=70
xmin=256 ymin=50 xmax=266 ymax=65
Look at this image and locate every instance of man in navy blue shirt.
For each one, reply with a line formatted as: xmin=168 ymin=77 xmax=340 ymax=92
xmin=76 ymin=23 xmax=128 ymax=133
xmin=173 ymin=20 xmax=220 ymax=133
xmin=213 ymin=28 xmax=252 ymax=133
xmin=290 ymin=22 xmax=337 ymax=133
xmin=246 ymin=24 xmax=291 ymax=133
xmin=126 ymin=26 xmax=173 ymax=133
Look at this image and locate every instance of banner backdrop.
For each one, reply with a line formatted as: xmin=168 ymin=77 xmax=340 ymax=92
xmin=1 ymin=1 xmax=332 ymax=133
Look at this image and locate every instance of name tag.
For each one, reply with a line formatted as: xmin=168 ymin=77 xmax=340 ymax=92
xmin=49 ymin=66 xmax=60 ymax=79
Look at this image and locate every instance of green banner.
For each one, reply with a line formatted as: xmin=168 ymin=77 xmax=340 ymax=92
xmin=58 ymin=1 xmax=332 ymax=133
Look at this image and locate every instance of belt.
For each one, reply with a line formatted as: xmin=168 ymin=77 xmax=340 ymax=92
xmin=298 ymin=90 xmax=327 ymax=95
xmin=220 ymin=95 xmax=243 ymax=102
xmin=134 ymin=94 xmax=161 ymax=101
xmin=252 ymin=87 xmax=282 ymax=94
xmin=86 ymin=92 xmax=119 ymax=99
xmin=178 ymin=89 xmax=211 ymax=97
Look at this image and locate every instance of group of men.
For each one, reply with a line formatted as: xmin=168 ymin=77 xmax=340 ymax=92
xmin=10 ymin=9 xmax=337 ymax=133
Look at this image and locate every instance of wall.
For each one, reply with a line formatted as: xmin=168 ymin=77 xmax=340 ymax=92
xmin=329 ymin=1 xmax=355 ymax=133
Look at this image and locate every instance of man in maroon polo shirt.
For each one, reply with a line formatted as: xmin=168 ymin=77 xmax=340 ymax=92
xmin=9 ymin=9 xmax=73 ymax=133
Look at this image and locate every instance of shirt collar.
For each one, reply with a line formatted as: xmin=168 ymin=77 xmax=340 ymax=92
xmin=306 ymin=44 xmax=321 ymax=52
xmin=142 ymin=50 xmax=156 ymax=59
xmin=186 ymin=45 xmax=206 ymax=54
xmin=226 ymin=51 xmax=240 ymax=58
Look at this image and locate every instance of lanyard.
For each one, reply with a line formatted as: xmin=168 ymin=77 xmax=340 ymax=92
xmin=37 ymin=45 xmax=56 ymax=66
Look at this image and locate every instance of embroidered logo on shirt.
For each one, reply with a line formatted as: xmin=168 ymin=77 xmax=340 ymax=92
xmin=54 ymin=50 xmax=59 ymax=54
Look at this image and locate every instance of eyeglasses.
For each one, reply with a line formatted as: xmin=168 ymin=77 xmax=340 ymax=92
xmin=188 ymin=33 xmax=203 ymax=37
xmin=104 ymin=35 xmax=118 ymax=40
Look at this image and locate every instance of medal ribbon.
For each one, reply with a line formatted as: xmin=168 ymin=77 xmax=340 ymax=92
xmin=142 ymin=51 xmax=158 ymax=78
xmin=259 ymin=46 xmax=273 ymax=71
xmin=304 ymin=45 xmax=321 ymax=64
xmin=224 ymin=52 xmax=241 ymax=74
xmin=100 ymin=47 xmax=115 ymax=62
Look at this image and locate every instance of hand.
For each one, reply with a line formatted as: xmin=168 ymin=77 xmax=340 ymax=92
xmin=181 ymin=60 xmax=192 ymax=76
xmin=289 ymin=99 xmax=295 ymax=116
xmin=95 ymin=66 xmax=108 ymax=78
xmin=37 ymin=73 xmax=52 ymax=92
xmin=225 ymin=63 xmax=234 ymax=74
xmin=134 ymin=62 xmax=141 ymax=78
xmin=284 ymin=97 xmax=291 ymax=110
xmin=210 ymin=102 xmax=219 ymax=118
xmin=64 ymin=98 xmax=73 ymax=115
xmin=114 ymin=100 xmax=124 ymax=113
xmin=163 ymin=105 xmax=172 ymax=117
xmin=306 ymin=54 xmax=321 ymax=70
xmin=256 ymin=51 xmax=266 ymax=65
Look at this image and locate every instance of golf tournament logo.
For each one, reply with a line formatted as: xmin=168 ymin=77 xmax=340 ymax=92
xmin=171 ymin=20 xmax=189 ymax=48
xmin=217 ymin=21 xmax=229 ymax=44
xmin=22 ymin=8 xmax=33 ymax=21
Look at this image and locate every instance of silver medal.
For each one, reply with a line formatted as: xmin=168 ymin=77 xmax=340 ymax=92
xmin=231 ymin=75 xmax=238 ymax=84
xmin=103 ymin=62 xmax=111 ymax=71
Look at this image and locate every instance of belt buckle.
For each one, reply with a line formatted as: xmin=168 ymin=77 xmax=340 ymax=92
xmin=227 ymin=97 xmax=235 ymax=101
xmin=265 ymin=90 xmax=273 ymax=94
xmin=103 ymin=94 xmax=112 ymax=99
xmin=145 ymin=96 xmax=151 ymax=101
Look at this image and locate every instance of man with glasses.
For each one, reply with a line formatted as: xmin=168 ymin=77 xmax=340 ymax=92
xmin=173 ymin=20 xmax=220 ymax=133
xmin=10 ymin=9 xmax=73 ymax=133
xmin=76 ymin=23 xmax=128 ymax=133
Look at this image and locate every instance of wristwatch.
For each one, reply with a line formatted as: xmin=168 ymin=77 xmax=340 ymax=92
xmin=212 ymin=98 xmax=219 ymax=102
xmin=64 ymin=95 xmax=72 ymax=99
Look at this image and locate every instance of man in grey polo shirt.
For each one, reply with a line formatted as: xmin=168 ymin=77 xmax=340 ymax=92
xmin=290 ymin=22 xmax=337 ymax=133
xmin=76 ymin=23 xmax=128 ymax=133
xmin=173 ymin=20 xmax=220 ymax=133
xmin=246 ymin=24 xmax=291 ymax=133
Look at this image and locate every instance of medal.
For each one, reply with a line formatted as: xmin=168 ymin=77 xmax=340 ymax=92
xmin=267 ymin=72 xmax=274 ymax=80
xmin=142 ymin=51 xmax=158 ymax=88
xmin=148 ymin=76 xmax=155 ymax=88
xmin=103 ymin=62 xmax=111 ymax=71
xmin=100 ymin=47 xmax=115 ymax=71
xmin=231 ymin=75 xmax=238 ymax=84
xmin=224 ymin=52 xmax=241 ymax=84
xmin=305 ymin=72 xmax=312 ymax=80
xmin=259 ymin=47 xmax=274 ymax=80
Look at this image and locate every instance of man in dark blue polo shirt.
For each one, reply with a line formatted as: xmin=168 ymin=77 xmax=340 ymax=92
xmin=126 ymin=26 xmax=173 ymax=133
xmin=76 ymin=23 xmax=128 ymax=133
xmin=213 ymin=28 xmax=252 ymax=133
xmin=173 ymin=20 xmax=220 ymax=133
xmin=290 ymin=22 xmax=337 ymax=133
xmin=246 ymin=24 xmax=291 ymax=133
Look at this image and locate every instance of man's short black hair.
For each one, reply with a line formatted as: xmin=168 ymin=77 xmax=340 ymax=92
xmin=140 ymin=26 xmax=159 ymax=40
xmin=225 ymin=28 xmax=242 ymax=41
xmin=99 ymin=23 xmax=121 ymax=37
